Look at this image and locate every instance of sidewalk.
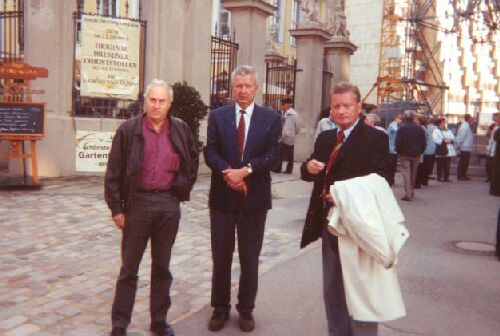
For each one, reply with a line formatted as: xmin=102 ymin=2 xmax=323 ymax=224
xmin=1 ymin=165 xmax=499 ymax=336
xmin=176 ymin=171 xmax=500 ymax=336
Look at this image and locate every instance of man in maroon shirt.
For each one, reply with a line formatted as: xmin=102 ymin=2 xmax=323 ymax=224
xmin=105 ymin=79 xmax=198 ymax=336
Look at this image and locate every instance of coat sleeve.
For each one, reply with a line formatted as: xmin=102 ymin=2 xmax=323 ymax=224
xmin=456 ymin=123 xmax=466 ymax=148
xmin=248 ymin=113 xmax=282 ymax=173
xmin=104 ymin=124 xmax=127 ymax=217
xmin=433 ymin=128 xmax=444 ymax=144
xmin=301 ymin=131 xmax=328 ymax=182
xmin=420 ymin=127 xmax=427 ymax=154
xmin=395 ymin=128 xmax=401 ymax=154
xmin=185 ymin=122 xmax=199 ymax=191
xmin=204 ymin=110 xmax=230 ymax=173
xmin=370 ymin=130 xmax=392 ymax=182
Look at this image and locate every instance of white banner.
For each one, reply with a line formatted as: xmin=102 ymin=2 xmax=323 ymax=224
xmin=75 ymin=130 xmax=114 ymax=172
xmin=80 ymin=15 xmax=140 ymax=99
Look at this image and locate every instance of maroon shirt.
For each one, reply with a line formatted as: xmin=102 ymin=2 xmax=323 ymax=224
xmin=137 ymin=117 xmax=180 ymax=190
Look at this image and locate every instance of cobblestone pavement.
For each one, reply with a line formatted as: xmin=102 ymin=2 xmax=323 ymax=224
xmin=0 ymin=173 xmax=309 ymax=336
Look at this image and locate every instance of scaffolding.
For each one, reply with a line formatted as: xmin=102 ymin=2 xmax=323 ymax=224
xmin=364 ymin=0 xmax=448 ymax=116
xmin=366 ymin=0 xmax=500 ymax=118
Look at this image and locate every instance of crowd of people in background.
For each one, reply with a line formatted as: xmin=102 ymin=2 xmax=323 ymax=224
xmin=312 ymin=108 xmax=498 ymax=202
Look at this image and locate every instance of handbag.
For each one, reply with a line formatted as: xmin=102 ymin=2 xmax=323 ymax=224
xmin=435 ymin=131 xmax=449 ymax=156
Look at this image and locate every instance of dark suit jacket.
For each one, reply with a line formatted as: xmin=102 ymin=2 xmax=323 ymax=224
xmin=205 ymin=104 xmax=281 ymax=213
xmin=300 ymin=118 xmax=391 ymax=248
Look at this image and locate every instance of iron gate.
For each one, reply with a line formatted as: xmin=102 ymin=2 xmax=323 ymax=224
xmin=264 ymin=60 xmax=296 ymax=112
xmin=210 ymin=34 xmax=238 ymax=109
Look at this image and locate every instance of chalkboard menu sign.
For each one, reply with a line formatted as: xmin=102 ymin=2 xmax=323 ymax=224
xmin=0 ymin=102 xmax=45 ymax=138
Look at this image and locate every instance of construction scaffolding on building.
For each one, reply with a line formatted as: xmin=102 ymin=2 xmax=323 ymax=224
xmin=364 ymin=0 xmax=449 ymax=119
xmin=365 ymin=0 xmax=500 ymax=122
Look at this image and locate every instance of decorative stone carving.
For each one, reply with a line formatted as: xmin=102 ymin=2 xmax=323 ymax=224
xmin=266 ymin=22 xmax=278 ymax=51
xmin=328 ymin=4 xmax=349 ymax=38
xmin=299 ymin=0 xmax=323 ymax=28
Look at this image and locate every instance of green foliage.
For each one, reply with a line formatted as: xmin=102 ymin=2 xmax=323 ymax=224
xmin=170 ymin=81 xmax=209 ymax=149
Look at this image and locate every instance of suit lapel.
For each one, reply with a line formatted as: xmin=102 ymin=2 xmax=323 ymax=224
xmin=242 ymin=105 xmax=262 ymax=162
xmin=223 ymin=106 xmax=240 ymax=163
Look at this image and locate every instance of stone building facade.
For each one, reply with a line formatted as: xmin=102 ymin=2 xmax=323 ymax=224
xmin=1 ymin=0 xmax=212 ymax=178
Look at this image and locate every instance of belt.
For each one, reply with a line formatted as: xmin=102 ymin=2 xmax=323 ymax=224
xmin=137 ymin=187 xmax=170 ymax=194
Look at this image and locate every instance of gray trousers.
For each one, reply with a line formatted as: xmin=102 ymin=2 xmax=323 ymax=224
xmin=399 ymin=155 xmax=420 ymax=199
xmin=111 ymin=191 xmax=180 ymax=328
xmin=322 ymin=229 xmax=378 ymax=336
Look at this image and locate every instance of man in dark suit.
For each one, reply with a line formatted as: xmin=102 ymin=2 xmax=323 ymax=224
xmin=301 ymin=82 xmax=391 ymax=336
xmin=204 ymin=65 xmax=281 ymax=332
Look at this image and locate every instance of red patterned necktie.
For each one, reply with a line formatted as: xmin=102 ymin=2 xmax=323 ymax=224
xmin=322 ymin=130 xmax=345 ymax=197
xmin=237 ymin=110 xmax=246 ymax=159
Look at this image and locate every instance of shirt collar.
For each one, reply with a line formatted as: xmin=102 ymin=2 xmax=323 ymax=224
xmin=144 ymin=116 xmax=168 ymax=134
xmin=235 ymin=102 xmax=255 ymax=118
xmin=339 ymin=117 xmax=360 ymax=141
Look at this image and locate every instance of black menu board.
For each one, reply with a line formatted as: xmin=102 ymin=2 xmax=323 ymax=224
xmin=0 ymin=102 xmax=44 ymax=137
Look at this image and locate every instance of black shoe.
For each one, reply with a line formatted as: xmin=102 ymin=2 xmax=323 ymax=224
xmin=238 ymin=312 xmax=255 ymax=332
xmin=284 ymin=170 xmax=293 ymax=174
xmin=401 ymin=196 xmax=412 ymax=202
xmin=110 ymin=327 xmax=126 ymax=336
xmin=150 ymin=323 xmax=175 ymax=336
xmin=443 ymin=179 xmax=452 ymax=182
xmin=208 ymin=311 xmax=229 ymax=332
xmin=414 ymin=185 xmax=421 ymax=189
xmin=271 ymin=169 xmax=281 ymax=173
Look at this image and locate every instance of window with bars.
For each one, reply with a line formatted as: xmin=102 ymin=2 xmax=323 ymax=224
xmin=72 ymin=0 xmax=145 ymax=118
xmin=0 ymin=0 xmax=24 ymax=62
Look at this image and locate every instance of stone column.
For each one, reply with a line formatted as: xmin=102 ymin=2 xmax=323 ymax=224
xmin=289 ymin=27 xmax=331 ymax=161
xmin=19 ymin=0 xmax=77 ymax=177
xmin=142 ymin=0 xmax=185 ymax=85
xmin=221 ymin=0 xmax=276 ymax=104
xmin=324 ymin=36 xmax=357 ymax=107
xmin=183 ymin=0 xmax=212 ymax=105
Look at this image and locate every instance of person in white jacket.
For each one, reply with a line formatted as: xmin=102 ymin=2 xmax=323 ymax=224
xmin=433 ymin=117 xmax=456 ymax=182
xmin=455 ymin=114 xmax=474 ymax=180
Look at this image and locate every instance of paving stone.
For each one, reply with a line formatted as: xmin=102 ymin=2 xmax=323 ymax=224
xmin=0 ymin=175 xmax=307 ymax=335
xmin=0 ymin=315 xmax=28 ymax=329
xmin=4 ymin=324 xmax=40 ymax=336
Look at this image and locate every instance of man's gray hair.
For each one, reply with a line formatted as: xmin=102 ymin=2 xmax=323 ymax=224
xmin=144 ymin=79 xmax=174 ymax=107
xmin=365 ymin=113 xmax=381 ymax=124
xmin=403 ymin=109 xmax=416 ymax=120
xmin=231 ymin=65 xmax=258 ymax=84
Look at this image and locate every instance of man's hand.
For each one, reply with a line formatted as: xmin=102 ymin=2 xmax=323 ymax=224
xmin=232 ymin=181 xmax=248 ymax=196
xmin=306 ymin=159 xmax=325 ymax=175
xmin=112 ymin=213 xmax=125 ymax=230
xmin=223 ymin=167 xmax=249 ymax=196
xmin=323 ymin=193 xmax=334 ymax=205
xmin=223 ymin=167 xmax=249 ymax=186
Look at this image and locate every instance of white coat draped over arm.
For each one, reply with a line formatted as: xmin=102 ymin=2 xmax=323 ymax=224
xmin=328 ymin=173 xmax=408 ymax=322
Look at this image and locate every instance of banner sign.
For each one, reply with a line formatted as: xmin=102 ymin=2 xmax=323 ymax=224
xmin=80 ymin=15 xmax=140 ymax=99
xmin=75 ymin=130 xmax=114 ymax=172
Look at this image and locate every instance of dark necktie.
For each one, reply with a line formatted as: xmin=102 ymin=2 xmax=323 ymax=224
xmin=322 ymin=130 xmax=345 ymax=197
xmin=237 ymin=110 xmax=246 ymax=159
